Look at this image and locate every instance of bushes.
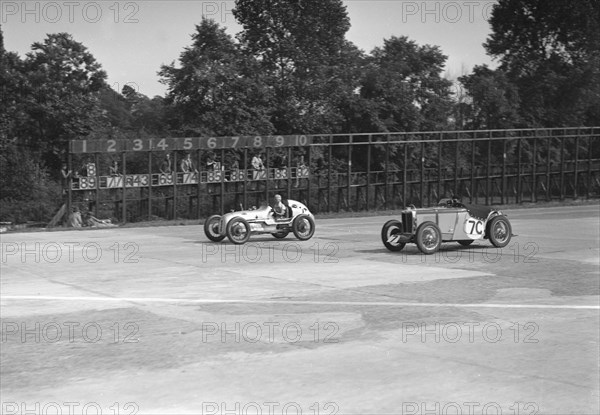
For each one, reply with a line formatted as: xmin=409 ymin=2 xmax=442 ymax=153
xmin=0 ymin=146 xmax=63 ymax=224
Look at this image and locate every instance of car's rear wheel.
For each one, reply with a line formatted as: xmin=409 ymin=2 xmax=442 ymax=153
xmin=458 ymin=240 xmax=474 ymax=246
xmin=381 ymin=220 xmax=406 ymax=252
xmin=292 ymin=214 xmax=315 ymax=240
xmin=226 ymin=217 xmax=251 ymax=244
xmin=488 ymin=215 xmax=512 ymax=248
xmin=272 ymin=231 xmax=289 ymax=239
xmin=204 ymin=215 xmax=225 ymax=242
xmin=416 ymin=221 xmax=442 ymax=255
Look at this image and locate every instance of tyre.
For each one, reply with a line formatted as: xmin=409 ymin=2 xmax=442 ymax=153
xmin=381 ymin=220 xmax=406 ymax=252
xmin=204 ymin=215 xmax=225 ymax=242
xmin=415 ymin=221 xmax=442 ymax=255
xmin=458 ymin=240 xmax=474 ymax=246
xmin=487 ymin=215 xmax=512 ymax=248
xmin=272 ymin=231 xmax=289 ymax=239
xmin=226 ymin=217 xmax=251 ymax=244
xmin=292 ymin=214 xmax=315 ymax=240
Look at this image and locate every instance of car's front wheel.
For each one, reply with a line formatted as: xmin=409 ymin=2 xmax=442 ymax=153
xmin=204 ymin=215 xmax=225 ymax=242
xmin=292 ymin=215 xmax=315 ymax=240
xmin=487 ymin=215 xmax=512 ymax=248
xmin=381 ymin=220 xmax=406 ymax=252
xmin=415 ymin=221 xmax=442 ymax=255
xmin=226 ymin=217 xmax=251 ymax=244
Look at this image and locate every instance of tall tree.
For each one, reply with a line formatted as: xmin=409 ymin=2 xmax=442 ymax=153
xmin=484 ymin=0 xmax=600 ymax=126
xmin=159 ymin=18 xmax=273 ymax=136
xmin=21 ymin=33 xmax=107 ymax=167
xmin=233 ymin=0 xmax=355 ymax=133
xmin=458 ymin=65 xmax=521 ymax=129
xmin=360 ymin=36 xmax=454 ymax=132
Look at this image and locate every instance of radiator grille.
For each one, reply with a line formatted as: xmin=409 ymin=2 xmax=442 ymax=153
xmin=401 ymin=212 xmax=413 ymax=233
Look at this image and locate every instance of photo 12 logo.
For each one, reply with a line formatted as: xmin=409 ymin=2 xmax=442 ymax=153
xmin=2 ymin=401 xmax=139 ymax=415
xmin=401 ymin=322 xmax=540 ymax=344
xmin=1 ymin=242 xmax=140 ymax=264
xmin=201 ymin=321 xmax=340 ymax=344
xmin=1 ymin=321 xmax=140 ymax=344
xmin=401 ymin=401 xmax=539 ymax=415
xmin=399 ymin=1 xmax=496 ymax=24
xmin=201 ymin=401 xmax=339 ymax=415
xmin=1 ymin=1 xmax=140 ymax=24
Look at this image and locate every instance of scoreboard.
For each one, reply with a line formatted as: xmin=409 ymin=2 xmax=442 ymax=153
xmin=71 ymin=167 xmax=310 ymax=190
xmin=70 ymin=135 xmax=312 ymax=154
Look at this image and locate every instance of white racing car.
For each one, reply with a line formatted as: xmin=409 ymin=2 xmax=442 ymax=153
xmin=204 ymin=199 xmax=315 ymax=244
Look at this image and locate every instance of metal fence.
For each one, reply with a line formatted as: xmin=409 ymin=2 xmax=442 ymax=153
xmin=68 ymin=127 xmax=600 ymax=222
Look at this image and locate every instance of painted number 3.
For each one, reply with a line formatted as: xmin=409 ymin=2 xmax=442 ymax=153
xmin=464 ymin=218 xmax=484 ymax=239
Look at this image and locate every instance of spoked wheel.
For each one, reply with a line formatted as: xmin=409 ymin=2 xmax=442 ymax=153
xmin=415 ymin=221 xmax=442 ymax=255
xmin=272 ymin=231 xmax=289 ymax=239
xmin=204 ymin=215 xmax=225 ymax=242
xmin=488 ymin=215 xmax=512 ymax=248
xmin=226 ymin=217 xmax=251 ymax=244
xmin=292 ymin=214 xmax=315 ymax=240
xmin=381 ymin=220 xmax=406 ymax=252
xmin=458 ymin=240 xmax=474 ymax=246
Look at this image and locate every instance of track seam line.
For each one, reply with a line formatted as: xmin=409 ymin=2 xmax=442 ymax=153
xmin=2 ymin=295 xmax=598 ymax=309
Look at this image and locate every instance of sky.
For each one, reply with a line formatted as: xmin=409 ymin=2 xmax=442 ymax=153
xmin=1 ymin=0 xmax=498 ymax=97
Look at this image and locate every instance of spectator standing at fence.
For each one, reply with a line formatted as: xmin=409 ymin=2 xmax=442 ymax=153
xmin=60 ymin=163 xmax=71 ymax=196
xmin=295 ymin=154 xmax=306 ymax=187
xmin=252 ymin=152 xmax=264 ymax=178
xmin=109 ymin=159 xmax=121 ymax=176
xmin=252 ymin=152 xmax=264 ymax=171
xmin=181 ymin=153 xmax=198 ymax=173
xmin=160 ymin=153 xmax=172 ymax=174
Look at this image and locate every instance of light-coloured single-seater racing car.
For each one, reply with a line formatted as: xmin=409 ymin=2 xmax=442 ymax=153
xmin=204 ymin=199 xmax=315 ymax=244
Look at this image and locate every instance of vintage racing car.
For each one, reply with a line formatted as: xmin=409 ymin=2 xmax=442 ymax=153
xmin=381 ymin=198 xmax=513 ymax=254
xmin=204 ymin=199 xmax=315 ymax=244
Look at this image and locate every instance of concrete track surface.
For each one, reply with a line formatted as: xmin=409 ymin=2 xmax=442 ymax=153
xmin=1 ymin=204 xmax=599 ymax=415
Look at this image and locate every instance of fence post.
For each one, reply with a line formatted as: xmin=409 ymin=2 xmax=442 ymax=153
xmin=243 ymin=148 xmax=248 ymax=209
xmin=149 ymin=151 xmax=153 ymax=219
xmin=384 ymin=136 xmax=389 ymax=210
xmin=486 ymin=132 xmax=492 ymax=205
xmin=587 ymin=134 xmax=593 ymax=199
xmin=328 ymin=138 xmax=332 ymax=212
xmin=517 ymin=137 xmax=522 ymax=204
xmin=347 ymin=137 xmax=352 ymax=211
xmin=307 ymin=142 xmax=312 ymax=209
xmin=559 ymin=130 xmax=565 ymax=200
xmin=366 ymin=135 xmax=371 ymax=211
xmin=546 ymin=136 xmax=551 ymax=201
xmin=532 ymin=137 xmax=537 ymax=203
xmin=501 ymin=139 xmax=506 ymax=205
xmin=574 ymin=131 xmax=579 ymax=199
xmin=471 ymin=139 xmax=476 ymax=204
xmin=121 ymin=151 xmax=127 ymax=223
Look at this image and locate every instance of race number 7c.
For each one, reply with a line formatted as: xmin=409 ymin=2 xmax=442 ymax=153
xmin=465 ymin=218 xmax=484 ymax=239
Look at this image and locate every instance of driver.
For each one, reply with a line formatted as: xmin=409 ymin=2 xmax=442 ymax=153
xmin=273 ymin=194 xmax=287 ymax=218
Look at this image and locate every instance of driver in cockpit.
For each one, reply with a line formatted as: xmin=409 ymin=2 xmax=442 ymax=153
xmin=273 ymin=194 xmax=287 ymax=219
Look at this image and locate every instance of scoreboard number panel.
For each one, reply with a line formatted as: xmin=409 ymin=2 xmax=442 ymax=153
xmin=70 ymin=135 xmax=312 ymax=153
